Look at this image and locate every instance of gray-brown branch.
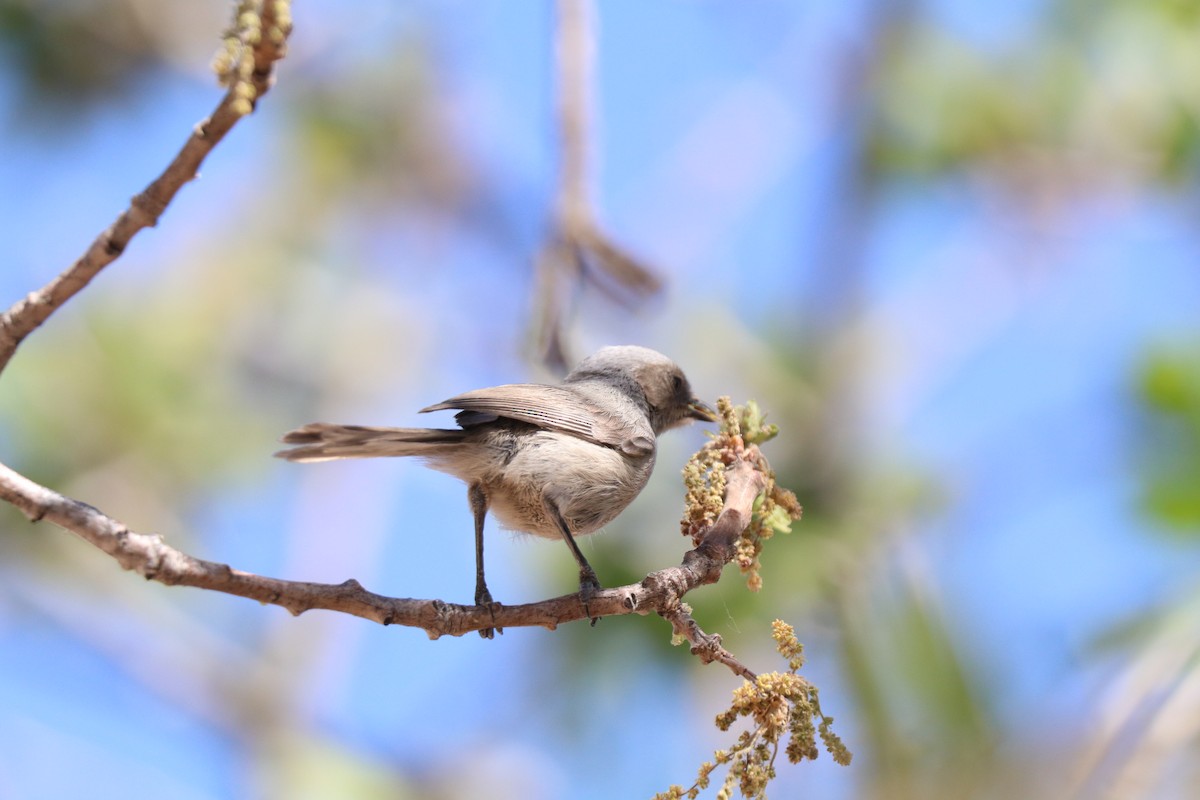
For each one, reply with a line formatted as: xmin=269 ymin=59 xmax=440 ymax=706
xmin=0 ymin=458 xmax=766 ymax=664
xmin=0 ymin=2 xmax=290 ymax=375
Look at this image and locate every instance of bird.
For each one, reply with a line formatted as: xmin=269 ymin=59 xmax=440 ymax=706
xmin=275 ymin=345 xmax=716 ymax=637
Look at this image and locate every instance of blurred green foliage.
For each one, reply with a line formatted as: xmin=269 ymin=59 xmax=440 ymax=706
xmin=1138 ymin=345 xmax=1200 ymax=532
xmin=283 ymin=36 xmax=479 ymax=217
xmin=0 ymin=0 xmax=167 ymax=117
xmin=0 ymin=273 xmax=281 ymax=493
xmin=870 ymin=0 xmax=1200 ymax=186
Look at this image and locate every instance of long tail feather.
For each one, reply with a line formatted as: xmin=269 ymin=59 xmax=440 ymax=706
xmin=275 ymin=423 xmax=468 ymax=462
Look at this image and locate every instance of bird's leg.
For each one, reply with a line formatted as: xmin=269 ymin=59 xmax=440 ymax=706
xmin=468 ymin=482 xmax=500 ymax=639
xmin=546 ymin=500 xmax=601 ymax=626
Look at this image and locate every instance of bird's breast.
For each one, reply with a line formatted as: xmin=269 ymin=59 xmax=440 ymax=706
xmin=482 ymin=430 xmax=655 ymax=539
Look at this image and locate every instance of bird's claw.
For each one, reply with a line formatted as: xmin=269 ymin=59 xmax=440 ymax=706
xmin=578 ymin=568 xmax=602 ymax=627
xmin=475 ymin=586 xmax=503 ymax=639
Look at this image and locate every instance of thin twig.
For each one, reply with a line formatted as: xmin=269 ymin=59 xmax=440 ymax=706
xmin=0 ymin=1 xmax=291 ymax=375
xmin=660 ymin=604 xmax=758 ymax=682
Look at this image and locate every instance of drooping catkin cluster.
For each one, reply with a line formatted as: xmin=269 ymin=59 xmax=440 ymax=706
xmin=655 ymin=621 xmax=852 ymax=800
xmin=680 ymin=397 xmax=802 ymax=591
xmin=211 ymin=0 xmax=293 ymax=116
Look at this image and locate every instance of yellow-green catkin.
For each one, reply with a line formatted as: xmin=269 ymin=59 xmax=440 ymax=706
xmin=678 ymin=397 xmax=802 ymax=591
xmin=211 ymin=1 xmax=292 ymax=115
xmin=657 ymin=620 xmax=852 ymax=799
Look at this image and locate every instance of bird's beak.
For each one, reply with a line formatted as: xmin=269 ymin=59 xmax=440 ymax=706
xmin=687 ymin=399 xmax=718 ymax=423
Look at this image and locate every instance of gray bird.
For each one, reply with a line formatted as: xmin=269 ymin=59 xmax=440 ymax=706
xmin=275 ymin=345 xmax=715 ymax=638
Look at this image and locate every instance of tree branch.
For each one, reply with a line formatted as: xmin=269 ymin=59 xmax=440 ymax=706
xmin=0 ymin=1 xmax=292 ymax=375
xmin=0 ymin=457 xmax=766 ymax=663
xmin=660 ymin=605 xmax=759 ymax=682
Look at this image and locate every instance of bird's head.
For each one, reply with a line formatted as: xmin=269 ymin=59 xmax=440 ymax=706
xmin=567 ymin=345 xmax=716 ymax=435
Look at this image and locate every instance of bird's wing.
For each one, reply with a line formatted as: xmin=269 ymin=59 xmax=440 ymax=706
xmin=420 ymin=384 xmax=653 ymax=457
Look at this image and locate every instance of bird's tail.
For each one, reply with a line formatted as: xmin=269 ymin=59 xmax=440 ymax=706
xmin=274 ymin=423 xmax=468 ymax=463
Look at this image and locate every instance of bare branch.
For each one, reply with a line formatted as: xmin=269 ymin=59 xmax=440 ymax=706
xmin=0 ymin=456 xmax=767 ymax=659
xmin=0 ymin=1 xmax=292 ymax=375
xmin=661 ymin=604 xmax=759 ymax=682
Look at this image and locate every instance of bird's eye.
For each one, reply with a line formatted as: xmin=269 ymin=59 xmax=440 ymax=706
xmin=671 ymin=374 xmax=684 ymax=392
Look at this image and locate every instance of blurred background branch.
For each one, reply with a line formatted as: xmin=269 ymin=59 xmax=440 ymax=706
xmin=533 ymin=0 xmax=662 ymax=371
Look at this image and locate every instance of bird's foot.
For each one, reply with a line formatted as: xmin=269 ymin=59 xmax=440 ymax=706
xmin=475 ymin=585 xmax=503 ymax=639
xmin=578 ymin=567 xmax=602 ymax=627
